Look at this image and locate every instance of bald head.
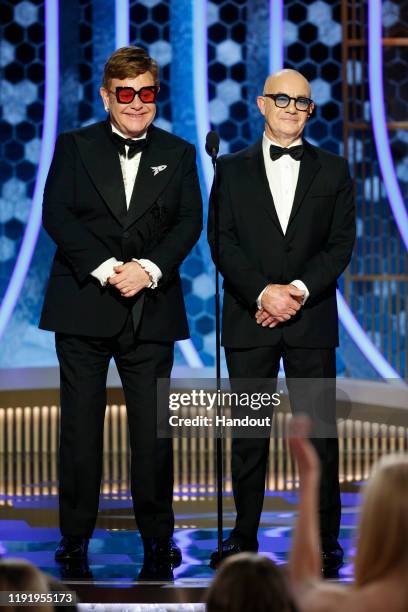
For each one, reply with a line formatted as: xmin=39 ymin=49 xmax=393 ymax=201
xmin=257 ymin=69 xmax=314 ymax=147
xmin=263 ymin=69 xmax=311 ymax=98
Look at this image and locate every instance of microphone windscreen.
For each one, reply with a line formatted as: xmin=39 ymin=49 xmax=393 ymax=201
xmin=206 ymin=130 xmax=220 ymax=157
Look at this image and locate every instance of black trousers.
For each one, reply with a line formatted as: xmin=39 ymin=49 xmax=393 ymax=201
xmin=225 ymin=343 xmax=341 ymax=550
xmin=55 ymin=315 xmax=174 ymax=539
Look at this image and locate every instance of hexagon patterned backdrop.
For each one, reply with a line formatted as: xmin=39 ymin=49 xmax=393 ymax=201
xmin=0 ymin=0 xmax=406 ymax=378
xmin=1 ymin=1 xmax=44 ymax=296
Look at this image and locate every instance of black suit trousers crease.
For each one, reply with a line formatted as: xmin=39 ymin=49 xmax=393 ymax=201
xmin=56 ymin=315 xmax=175 ymax=539
xmin=226 ymin=343 xmax=340 ymax=549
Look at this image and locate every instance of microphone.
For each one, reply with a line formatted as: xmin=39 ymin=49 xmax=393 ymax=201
xmin=206 ymin=127 xmax=222 ymax=558
xmin=206 ymin=130 xmax=220 ymax=160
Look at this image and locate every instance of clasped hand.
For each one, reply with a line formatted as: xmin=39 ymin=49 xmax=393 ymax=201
xmin=108 ymin=261 xmax=151 ymax=298
xmin=255 ymin=283 xmax=304 ymax=328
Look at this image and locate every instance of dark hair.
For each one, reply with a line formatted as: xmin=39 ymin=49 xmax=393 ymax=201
xmin=205 ymin=553 xmax=296 ymax=612
xmin=102 ymin=46 xmax=159 ymax=89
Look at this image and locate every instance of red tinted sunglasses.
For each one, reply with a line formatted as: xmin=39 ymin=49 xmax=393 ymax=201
xmin=110 ymin=85 xmax=159 ymax=104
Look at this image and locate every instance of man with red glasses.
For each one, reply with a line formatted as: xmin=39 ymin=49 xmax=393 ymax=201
xmin=40 ymin=46 xmax=202 ymax=579
xmin=208 ymin=69 xmax=355 ymax=576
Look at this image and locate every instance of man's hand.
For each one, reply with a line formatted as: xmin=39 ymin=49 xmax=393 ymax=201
xmin=108 ymin=261 xmax=151 ymax=298
xmin=255 ymin=309 xmax=285 ymax=328
xmin=260 ymin=283 xmax=304 ymax=320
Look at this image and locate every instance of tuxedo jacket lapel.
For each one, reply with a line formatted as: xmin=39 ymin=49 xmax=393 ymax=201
xmin=124 ymin=127 xmax=180 ymax=229
xmin=287 ymin=140 xmax=321 ymax=228
xmin=76 ymin=122 xmax=127 ymax=224
xmin=75 ymin=122 xmax=187 ymax=229
xmin=244 ymin=141 xmax=284 ymax=235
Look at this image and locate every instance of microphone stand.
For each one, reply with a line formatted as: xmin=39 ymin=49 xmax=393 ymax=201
xmin=208 ymin=144 xmax=224 ymax=559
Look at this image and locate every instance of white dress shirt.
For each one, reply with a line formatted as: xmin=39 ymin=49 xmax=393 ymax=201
xmin=91 ymin=123 xmax=162 ymax=288
xmin=256 ymin=133 xmax=309 ymax=308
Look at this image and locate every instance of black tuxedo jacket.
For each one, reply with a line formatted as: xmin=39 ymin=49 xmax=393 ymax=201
xmin=208 ymin=139 xmax=355 ymax=348
xmin=40 ymin=121 xmax=202 ymax=340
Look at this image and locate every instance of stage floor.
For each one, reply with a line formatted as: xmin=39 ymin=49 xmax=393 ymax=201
xmin=0 ymin=482 xmax=359 ymax=595
xmin=1 ymin=392 xmax=403 ymax=602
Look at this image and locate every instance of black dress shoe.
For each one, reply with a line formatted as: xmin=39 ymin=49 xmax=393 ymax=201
xmin=137 ymin=560 xmax=174 ymax=582
xmin=322 ymin=544 xmax=343 ymax=578
xmin=55 ymin=536 xmax=89 ymax=562
xmin=58 ymin=560 xmax=93 ymax=581
xmin=142 ymin=537 xmax=182 ymax=568
xmin=209 ymin=537 xmax=258 ymax=569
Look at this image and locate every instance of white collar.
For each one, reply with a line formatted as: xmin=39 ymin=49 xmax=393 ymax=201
xmin=262 ymin=132 xmax=302 ymax=148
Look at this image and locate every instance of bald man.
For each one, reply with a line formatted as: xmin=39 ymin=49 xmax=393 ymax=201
xmin=208 ymin=70 xmax=355 ymax=575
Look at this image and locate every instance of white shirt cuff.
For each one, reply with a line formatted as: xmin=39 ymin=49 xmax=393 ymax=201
xmin=91 ymin=257 xmax=123 ymax=286
xmin=291 ymin=279 xmax=309 ymax=304
xmin=256 ymin=286 xmax=269 ymax=310
xmin=133 ymin=259 xmax=162 ymax=289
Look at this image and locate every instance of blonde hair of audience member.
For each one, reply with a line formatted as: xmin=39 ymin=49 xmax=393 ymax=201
xmin=289 ymin=417 xmax=408 ymax=612
xmin=0 ymin=558 xmax=51 ymax=611
xmin=354 ymin=453 xmax=408 ymax=586
xmin=205 ymin=552 xmax=296 ymax=612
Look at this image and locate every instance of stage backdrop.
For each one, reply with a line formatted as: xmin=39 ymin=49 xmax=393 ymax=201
xmin=0 ymin=0 xmax=406 ymax=380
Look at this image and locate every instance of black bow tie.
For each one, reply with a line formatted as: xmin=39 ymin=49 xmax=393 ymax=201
xmin=111 ymin=132 xmax=148 ymax=159
xmin=269 ymin=144 xmax=304 ymax=161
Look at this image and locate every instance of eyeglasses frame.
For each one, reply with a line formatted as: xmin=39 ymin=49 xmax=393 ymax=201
xmin=263 ymin=93 xmax=314 ymax=112
xmin=109 ymin=85 xmax=159 ymax=104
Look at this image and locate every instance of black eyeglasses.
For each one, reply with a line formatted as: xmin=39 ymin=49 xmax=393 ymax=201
xmin=263 ymin=93 xmax=313 ymax=112
xmin=110 ymin=85 xmax=159 ymax=104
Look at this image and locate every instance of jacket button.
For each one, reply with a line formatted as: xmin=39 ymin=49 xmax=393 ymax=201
xmin=123 ymin=231 xmax=130 ymax=239
xmin=285 ymin=245 xmax=292 ymax=253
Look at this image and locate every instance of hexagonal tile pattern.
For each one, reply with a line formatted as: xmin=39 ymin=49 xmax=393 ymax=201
xmin=13 ymin=198 xmax=31 ymax=223
xmin=14 ymin=1 xmax=38 ymax=27
xmin=283 ymin=20 xmax=298 ymax=46
xmin=0 ymin=199 xmax=14 ymax=224
xmin=310 ymin=78 xmax=331 ymax=105
xmin=15 ymin=80 xmax=38 ymax=104
xmin=192 ymin=273 xmax=215 ymax=300
xmin=0 ymin=41 xmax=15 ymax=67
xmin=208 ymin=0 xmax=249 ymax=158
xmin=308 ymin=1 xmax=331 ymax=24
xmin=77 ymin=0 xmax=95 ymax=124
xmin=1 ymin=0 xmax=405 ymax=374
xmin=2 ymin=105 xmax=27 ymax=126
xmin=319 ymin=20 xmax=342 ymax=46
xmin=149 ymin=40 xmax=172 ymax=66
xmin=129 ymin=0 xmax=172 ymax=129
xmin=209 ymin=98 xmax=229 ymax=124
xmin=216 ymin=40 xmax=241 ymax=67
xmin=217 ymin=79 xmax=241 ymax=105
xmin=0 ymin=0 xmax=44 ymax=307
xmin=382 ymin=1 xmax=400 ymax=28
xmin=0 ymin=236 xmax=16 ymax=262
xmin=207 ymin=2 xmax=219 ymax=27
xmin=25 ymin=138 xmax=41 ymax=164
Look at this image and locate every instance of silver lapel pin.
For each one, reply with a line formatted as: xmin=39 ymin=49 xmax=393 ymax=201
xmin=151 ymin=165 xmax=167 ymax=176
